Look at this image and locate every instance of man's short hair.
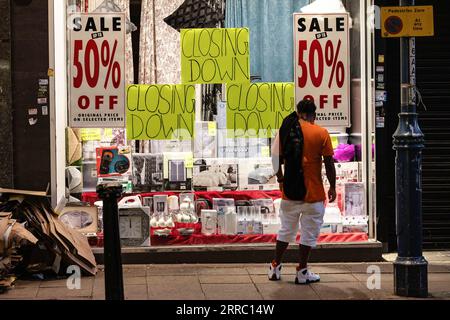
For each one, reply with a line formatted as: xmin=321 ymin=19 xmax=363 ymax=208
xmin=296 ymin=98 xmax=316 ymax=115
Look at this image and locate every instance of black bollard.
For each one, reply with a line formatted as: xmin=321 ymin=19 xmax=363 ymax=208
xmin=97 ymin=182 xmax=124 ymax=300
xmin=392 ymin=0 xmax=428 ymax=298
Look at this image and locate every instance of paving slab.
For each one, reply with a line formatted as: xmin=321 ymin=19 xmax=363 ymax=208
xmin=202 ymin=284 xmax=262 ymax=300
xmin=36 ymin=287 xmax=93 ymax=299
xmin=197 ymin=267 xmax=249 ymax=275
xmin=255 ymin=282 xmax=320 ymax=300
xmin=148 ymin=280 xmax=205 ymax=300
xmin=310 ymin=282 xmax=374 ymax=300
xmin=0 ymin=286 xmax=39 ymax=299
xmin=124 ymin=285 xmax=148 ymax=300
xmin=199 ymin=275 xmax=253 ymax=284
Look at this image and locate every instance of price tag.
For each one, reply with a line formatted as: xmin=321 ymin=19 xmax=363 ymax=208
xmin=80 ymin=128 xmax=101 ymax=141
xmin=185 ymin=154 xmax=194 ymax=168
xmin=331 ymin=136 xmax=339 ymax=149
xmin=261 ymin=146 xmax=271 ymax=157
xmin=208 ymin=122 xmax=217 ymax=136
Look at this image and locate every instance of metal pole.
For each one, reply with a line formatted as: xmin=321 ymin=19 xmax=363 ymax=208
xmin=392 ymin=0 xmax=428 ymax=298
xmin=97 ymin=182 xmax=124 ymax=300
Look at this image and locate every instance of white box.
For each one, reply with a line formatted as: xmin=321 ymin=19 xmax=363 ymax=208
xmin=194 ymin=121 xmax=217 ymax=158
xmin=201 ymin=210 xmax=217 ymax=235
xmin=344 ymin=182 xmax=365 ymax=216
xmin=238 ymin=158 xmax=278 ymax=190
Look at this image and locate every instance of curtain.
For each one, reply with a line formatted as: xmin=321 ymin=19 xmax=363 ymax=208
xmin=225 ymin=0 xmax=309 ymax=83
xmin=139 ymin=0 xmax=185 ymax=84
xmin=87 ymin=0 xmax=134 ymax=84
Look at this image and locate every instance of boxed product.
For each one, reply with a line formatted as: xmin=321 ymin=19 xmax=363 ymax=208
xmin=322 ymin=161 xmax=360 ymax=186
xmin=96 ymin=146 xmax=132 ymax=177
xmin=194 ymin=121 xmax=217 ymax=158
xmin=153 ymin=195 xmax=169 ymax=216
xmin=342 ymin=216 xmax=368 ymax=233
xmin=162 ymin=152 xmax=193 ymax=191
xmin=238 ymin=158 xmax=277 ymax=190
xmin=193 ymin=158 xmax=239 ymax=191
xmin=320 ymin=203 xmax=343 ymax=234
xmin=201 ymin=210 xmax=217 ymax=235
xmin=213 ymin=198 xmax=235 ymax=235
xmin=344 ymin=182 xmax=365 ymax=216
xmin=82 ymin=161 xmax=98 ymax=192
xmin=131 ymin=153 xmax=164 ymax=192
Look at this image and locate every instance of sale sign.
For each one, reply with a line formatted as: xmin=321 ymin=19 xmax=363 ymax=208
xmin=68 ymin=13 xmax=126 ymax=128
xmin=293 ymin=13 xmax=350 ymax=127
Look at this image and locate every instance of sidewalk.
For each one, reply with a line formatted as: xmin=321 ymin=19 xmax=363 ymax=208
xmin=1 ymin=252 xmax=449 ymax=300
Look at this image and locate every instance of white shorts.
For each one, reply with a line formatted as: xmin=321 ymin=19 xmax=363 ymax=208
xmin=277 ymin=199 xmax=325 ymax=247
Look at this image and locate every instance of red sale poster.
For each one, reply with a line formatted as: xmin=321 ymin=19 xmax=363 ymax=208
xmin=293 ymin=13 xmax=350 ymax=127
xmin=68 ymin=13 xmax=126 ymax=128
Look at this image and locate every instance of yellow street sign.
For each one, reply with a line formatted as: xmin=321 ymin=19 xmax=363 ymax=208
xmin=381 ymin=5 xmax=434 ymax=38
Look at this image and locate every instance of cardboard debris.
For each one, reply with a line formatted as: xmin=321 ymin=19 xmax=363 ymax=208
xmin=0 ymin=189 xmax=97 ymax=293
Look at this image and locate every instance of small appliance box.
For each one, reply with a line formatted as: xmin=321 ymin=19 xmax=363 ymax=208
xmin=322 ymin=161 xmax=360 ymax=186
xmin=344 ymin=182 xmax=365 ymax=216
xmin=96 ymin=146 xmax=132 ymax=178
xmin=212 ymin=198 xmax=235 ymax=235
xmin=201 ymin=209 xmax=217 ymax=235
xmin=342 ymin=216 xmax=368 ymax=233
xmin=82 ymin=161 xmax=98 ymax=192
xmin=163 ymin=152 xmax=193 ymax=191
xmin=132 ymin=153 xmax=164 ymax=192
xmin=238 ymin=158 xmax=278 ymax=190
xmin=194 ymin=121 xmax=218 ymax=159
xmin=193 ymin=158 xmax=239 ymax=191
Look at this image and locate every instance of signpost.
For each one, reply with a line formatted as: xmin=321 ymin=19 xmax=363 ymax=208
xmin=293 ymin=13 xmax=350 ymax=127
xmin=381 ymin=5 xmax=434 ymax=38
xmin=68 ymin=13 xmax=126 ymax=128
xmin=389 ymin=1 xmax=432 ymax=298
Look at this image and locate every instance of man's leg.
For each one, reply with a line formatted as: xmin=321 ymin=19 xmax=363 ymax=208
xmin=298 ymin=202 xmax=325 ymax=270
xmin=274 ymin=240 xmax=289 ymax=265
xmin=299 ymin=244 xmax=312 ymax=270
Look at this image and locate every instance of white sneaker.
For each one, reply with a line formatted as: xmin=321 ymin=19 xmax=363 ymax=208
xmin=268 ymin=261 xmax=282 ymax=281
xmin=295 ymin=268 xmax=320 ymax=284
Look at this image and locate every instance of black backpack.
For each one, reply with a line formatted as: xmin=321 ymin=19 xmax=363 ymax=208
xmin=278 ymin=112 xmax=307 ymax=201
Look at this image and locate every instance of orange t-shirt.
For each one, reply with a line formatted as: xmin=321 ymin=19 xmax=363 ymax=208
xmin=273 ymin=120 xmax=334 ymax=203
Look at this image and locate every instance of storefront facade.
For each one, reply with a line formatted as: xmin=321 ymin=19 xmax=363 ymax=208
xmin=47 ymin=0 xmax=381 ymax=262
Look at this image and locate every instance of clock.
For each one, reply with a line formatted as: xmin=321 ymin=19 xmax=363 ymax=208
xmin=118 ymin=207 xmax=151 ymax=247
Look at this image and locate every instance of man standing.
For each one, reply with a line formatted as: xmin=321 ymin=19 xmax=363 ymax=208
xmin=268 ymin=98 xmax=336 ymax=284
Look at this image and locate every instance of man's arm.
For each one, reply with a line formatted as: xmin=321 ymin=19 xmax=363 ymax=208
xmin=323 ymin=155 xmax=336 ymax=202
xmin=271 ymin=132 xmax=284 ymax=189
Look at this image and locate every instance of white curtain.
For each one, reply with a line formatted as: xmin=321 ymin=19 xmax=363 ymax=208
xmin=139 ymin=0 xmax=184 ymax=84
xmin=87 ymin=0 xmax=134 ymax=84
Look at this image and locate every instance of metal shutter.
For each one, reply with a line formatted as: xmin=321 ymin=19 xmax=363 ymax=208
xmin=416 ymin=0 xmax=450 ymax=248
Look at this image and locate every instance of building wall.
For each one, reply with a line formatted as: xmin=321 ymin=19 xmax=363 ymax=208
xmin=11 ymin=0 xmax=51 ymax=191
xmin=0 ymin=0 xmax=14 ymax=188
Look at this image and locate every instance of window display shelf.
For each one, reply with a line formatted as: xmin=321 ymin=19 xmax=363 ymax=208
xmin=82 ymin=190 xmax=283 ymax=205
xmin=92 ymin=231 xmax=368 ymax=247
